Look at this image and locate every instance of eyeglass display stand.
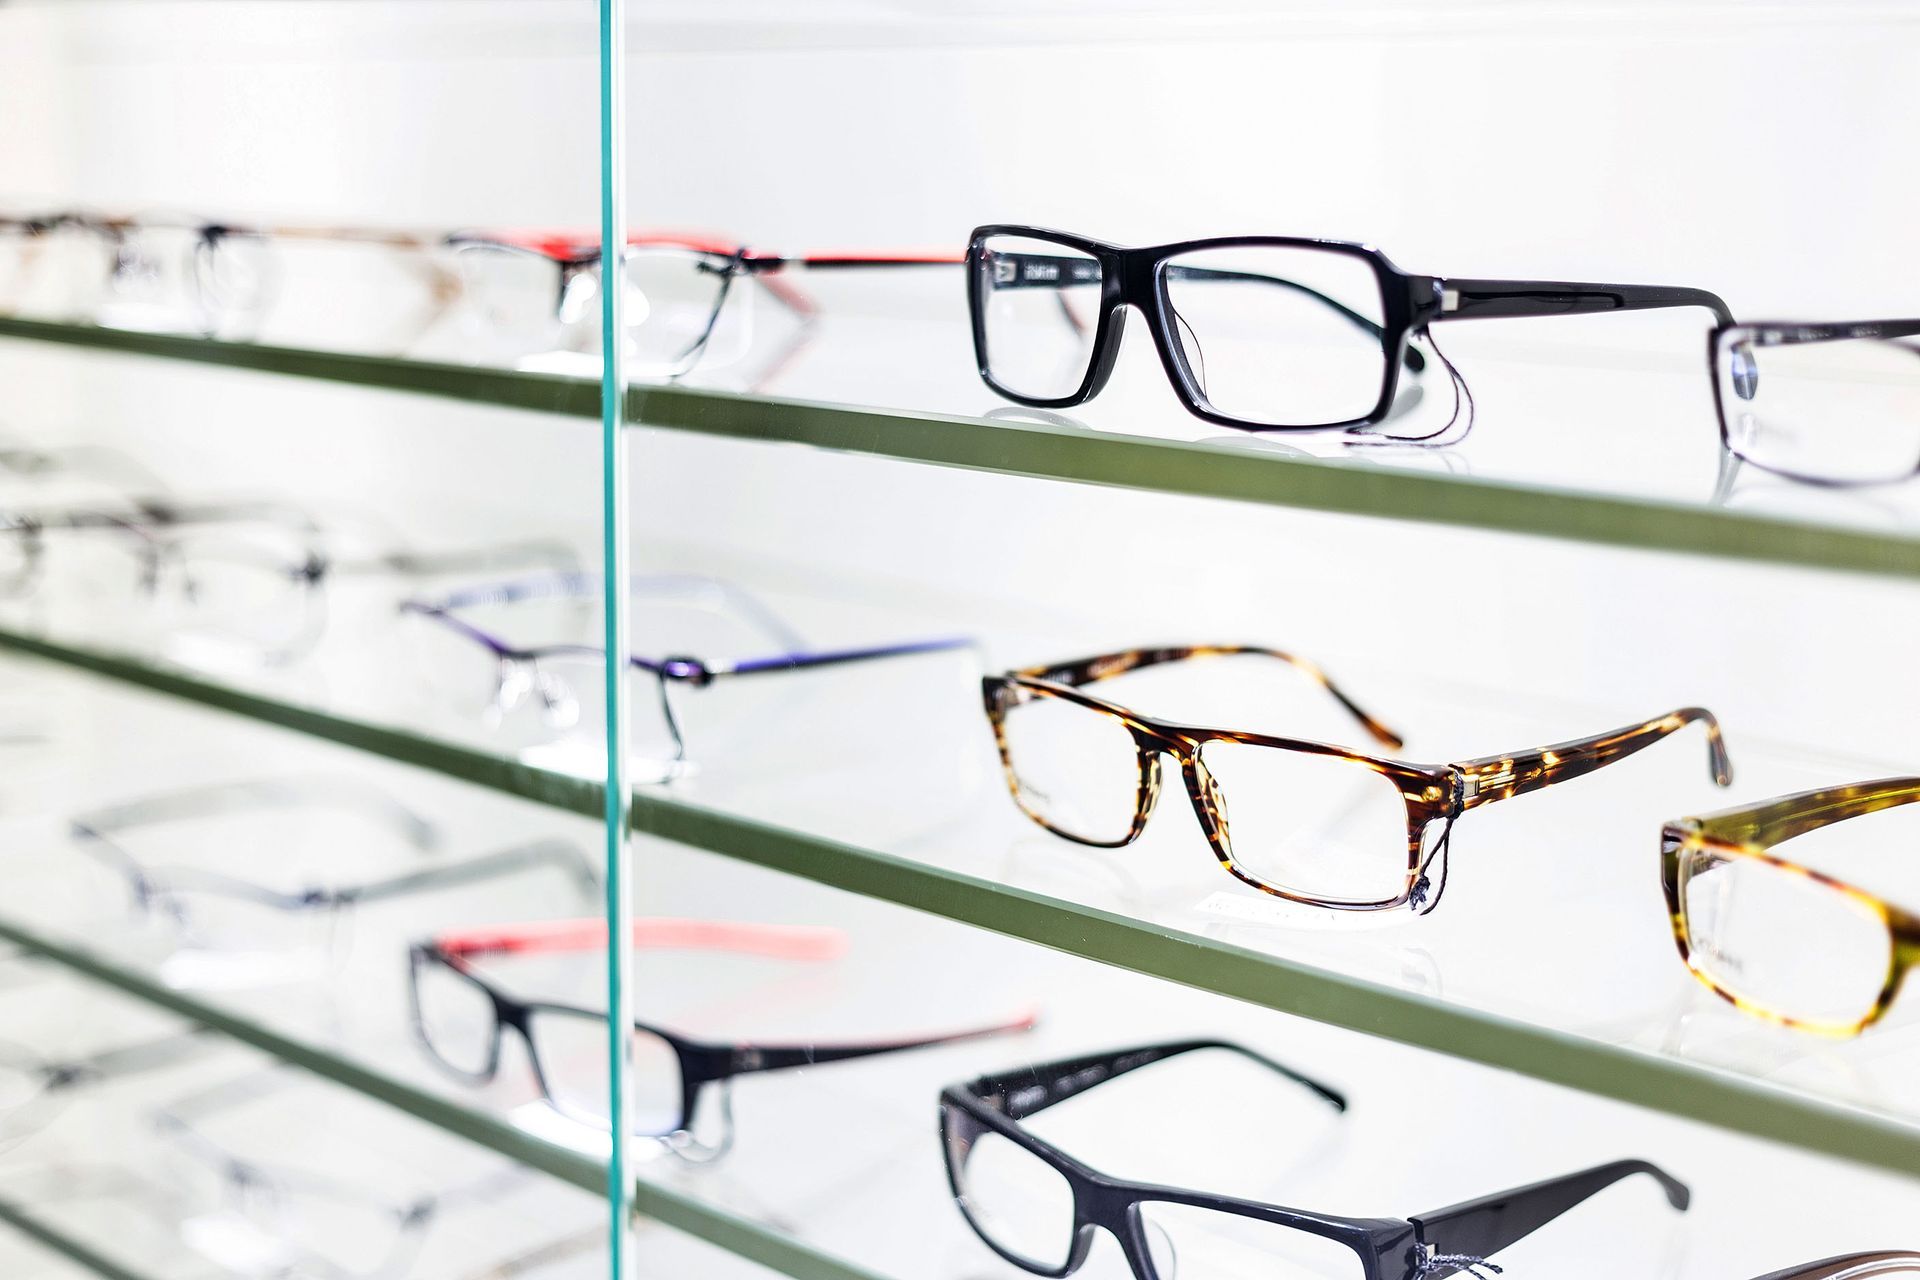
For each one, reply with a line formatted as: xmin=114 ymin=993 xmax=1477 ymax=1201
xmin=0 ymin=283 xmax=1916 ymax=1280
xmin=2 ymin=10 xmax=1918 ymax=1266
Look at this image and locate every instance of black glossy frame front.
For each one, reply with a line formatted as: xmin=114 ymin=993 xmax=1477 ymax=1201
xmin=939 ymin=1040 xmax=1690 ymax=1280
xmin=969 ymin=224 xmax=1733 ymax=433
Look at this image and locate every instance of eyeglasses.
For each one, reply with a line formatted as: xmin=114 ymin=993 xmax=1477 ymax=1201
xmin=941 ymin=1039 xmax=1689 ymax=1280
xmin=1661 ymin=777 xmax=1920 ymax=1037
xmin=400 ymin=571 xmax=975 ymax=779
xmin=1708 ymin=319 xmax=1920 ymax=486
xmin=410 ymin=916 xmax=1036 ymax=1159
xmin=155 ymin=1068 xmax=533 ymax=1280
xmin=0 ymin=496 xmax=583 ymax=662
xmin=0 ymin=212 xmax=131 ymax=321
xmin=967 ymin=224 xmax=1732 ymax=438
xmin=985 ymin=646 xmax=1732 ymax=913
xmin=72 ymin=776 xmax=599 ymax=981
xmin=448 ymin=227 xmax=960 ymax=375
xmin=0 ymin=440 xmax=169 ymax=506
xmin=1753 ymin=1255 xmax=1920 ymax=1280
xmin=446 ymin=229 xmax=802 ymax=374
xmin=0 ymin=1027 xmax=214 ymax=1153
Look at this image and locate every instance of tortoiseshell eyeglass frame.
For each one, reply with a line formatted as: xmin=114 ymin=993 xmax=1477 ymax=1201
xmin=984 ymin=647 xmax=1732 ymax=914
xmin=1661 ymin=777 xmax=1920 ymax=1038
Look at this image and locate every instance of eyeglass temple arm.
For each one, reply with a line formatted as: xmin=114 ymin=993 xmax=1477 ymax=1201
xmin=69 ymin=776 xmax=440 ymax=852
xmin=1684 ymin=777 xmax=1920 ymax=851
xmin=154 ymin=1063 xmax=306 ymax=1127
xmin=1453 ymin=707 xmax=1732 ymax=813
xmin=698 ymin=634 xmax=980 ymax=682
xmin=431 ymin=916 xmax=847 ymax=962
xmin=738 ymin=249 xmax=963 ymax=320
xmin=411 ymin=571 xmax=810 ymax=654
xmin=60 ymin=1027 xmax=218 ymax=1086
xmin=344 ymin=539 xmax=583 ymax=580
xmin=752 ymin=251 xmax=964 ymax=271
xmin=717 ymin=1007 xmax=1040 ymax=1079
xmin=1409 ymin=1158 xmax=1689 ymax=1269
xmin=984 ymin=251 xmax=1425 ymax=374
xmin=1725 ymin=319 xmax=1920 ymax=347
xmin=1011 ymin=647 xmax=1403 ymax=750
xmin=1431 ymin=278 xmax=1734 ymax=327
xmin=961 ymin=1039 xmax=1344 ymax=1123
xmin=1746 ymin=1253 xmax=1920 ymax=1280
xmin=351 ymin=839 xmax=600 ymax=906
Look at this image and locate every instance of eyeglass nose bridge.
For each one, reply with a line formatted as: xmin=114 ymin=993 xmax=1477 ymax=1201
xmin=1083 ymin=250 xmax=1200 ymax=407
xmin=1170 ymin=745 xmax=1233 ymax=859
xmin=1114 ymin=722 xmax=1171 ymax=841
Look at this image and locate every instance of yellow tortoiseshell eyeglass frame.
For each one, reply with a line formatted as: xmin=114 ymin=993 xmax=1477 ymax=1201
xmin=983 ymin=646 xmax=1732 ymax=915
xmin=1662 ymin=778 xmax=1920 ymax=1037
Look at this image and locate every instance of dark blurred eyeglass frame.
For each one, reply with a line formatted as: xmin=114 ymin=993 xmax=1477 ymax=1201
xmin=941 ymin=1039 xmax=1690 ymax=1280
xmin=408 ymin=916 xmax=1034 ymax=1160
xmin=967 ymin=223 xmax=1732 ymax=438
xmin=1661 ymin=776 xmax=1920 ymax=1037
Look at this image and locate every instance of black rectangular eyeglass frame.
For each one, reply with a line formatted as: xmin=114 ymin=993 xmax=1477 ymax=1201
xmin=409 ymin=935 xmax=1033 ymax=1147
xmin=968 ymin=224 xmax=1733 ymax=433
xmin=940 ymin=1040 xmax=1690 ymax=1280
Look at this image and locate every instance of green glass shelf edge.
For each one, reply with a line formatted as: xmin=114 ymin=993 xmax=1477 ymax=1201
xmin=0 ymin=911 xmax=887 ymax=1280
xmin=5 ymin=630 xmax=1918 ymax=1184
xmin=0 ymin=1197 xmax=155 ymax=1280
xmin=4 ymin=316 xmax=1917 ymax=580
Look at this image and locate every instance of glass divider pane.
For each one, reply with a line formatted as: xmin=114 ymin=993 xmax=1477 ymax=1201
xmin=599 ymin=1 xmax=635 ymax=1278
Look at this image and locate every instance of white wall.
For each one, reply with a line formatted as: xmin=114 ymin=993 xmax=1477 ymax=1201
xmin=1 ymin=0 xmax=1916 ymax=763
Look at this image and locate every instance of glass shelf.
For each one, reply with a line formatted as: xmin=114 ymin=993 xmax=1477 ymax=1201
xmin=0 ymin=681 xmax=1912 ymax=1280
xmin=4 ymin=630 xmax=1918 ymax=1183
xmin=0 ymin=1199 xmax=163 ymax=1280
xmin=4 ymin=319 xmax=1919 ymax=580
xmin=0 ymin=888 xmax=886 ymax=1280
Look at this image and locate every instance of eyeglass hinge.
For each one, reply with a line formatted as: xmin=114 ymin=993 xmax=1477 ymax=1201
xmin=1459 ymin=765 xmax=1514 ymax=801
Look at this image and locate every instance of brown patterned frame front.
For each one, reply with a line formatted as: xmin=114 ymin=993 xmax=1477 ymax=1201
xmin=983 ymin=646 xmax=1732 ymax=914
xmin=1661 ymin=777 xmax=1920 ymax=1037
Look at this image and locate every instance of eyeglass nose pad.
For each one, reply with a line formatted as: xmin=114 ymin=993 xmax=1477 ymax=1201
xmin=491 ymin=661 xmax=532 ymax=724
xmin=669 ymin=1080 xmax=736 ymax=1165
xmin=1184 ymin=756 xmax=1230 ymax=848
xmin=1141 ymin=1215 xmax=1179 ymax=1279
xmin=558 ymin=269 xmax=599 ymax=327
xmin=1729 ymin=339 xmax=1760 ymax=401
xmin=1136 ymin=749 xmax=1164 ymax=828
xmin=1082 ymin=304 xmax=1128 ymax=399
xmin=533 ymin=669 xmax=582 ymax=731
